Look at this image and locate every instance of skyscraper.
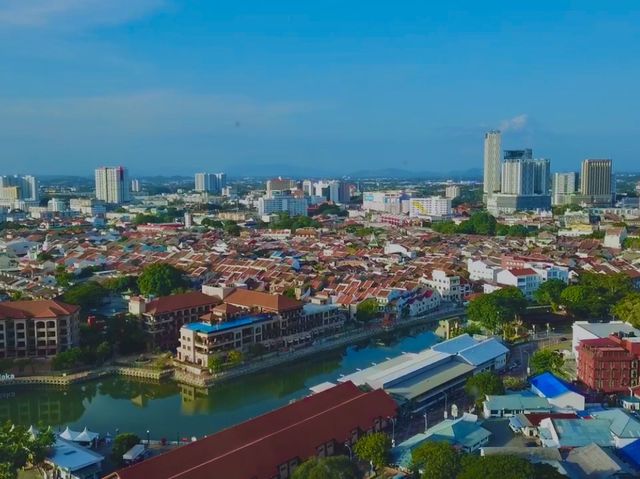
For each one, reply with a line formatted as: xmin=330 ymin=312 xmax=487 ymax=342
xmin=483 ymin=130 xmax=501 ymax=200
xmin=95 ymin=167 xmax=130 ymax=204
xmin=581 ymin=159 xmax=612 ymax=197
xmin=552 ymin=172 xmax=578 ymax=206
xmin=195 ymin=172 xmax=225 ymax=194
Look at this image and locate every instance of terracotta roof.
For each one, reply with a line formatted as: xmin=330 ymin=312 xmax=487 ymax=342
xmin=224 ymin=289 xmax=302 ymax=313
xmin=0 ymin=299 xmax=79 ymax=319
xmin=109 ymin=382 xmax=396 ymax=479
xmin=508 ymin=268 xmax=538 ymax=277
xmin=145 ymin=292 xmax=220 ymax=315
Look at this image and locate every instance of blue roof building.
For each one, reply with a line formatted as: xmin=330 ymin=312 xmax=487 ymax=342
xmin=530 ymin=372 xmax=585 ymax=411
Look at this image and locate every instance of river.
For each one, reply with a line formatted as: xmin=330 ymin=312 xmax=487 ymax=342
xmin=0 ymin=328 xmax=441 ymax=440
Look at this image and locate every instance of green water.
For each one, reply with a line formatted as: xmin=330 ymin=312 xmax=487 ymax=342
xmin=0 ymin=329 xmax=440 ymax=440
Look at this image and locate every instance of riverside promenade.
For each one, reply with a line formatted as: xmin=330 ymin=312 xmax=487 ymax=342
xmin=173 ymin=306 xmax=465 ymax=388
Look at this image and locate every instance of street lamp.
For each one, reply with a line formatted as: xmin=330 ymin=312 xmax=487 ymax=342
xmin=523 ymin=350 xmax=531 ymax=379
xmin=423 ymin=412 xmax=428 ymax=433
xmin=443 ymin=392 xmax=449 ymax=419
xmin=344 ymin=441 xmax=352 ymax=461
xmin=387 ymin=416 xmax=396 ymax=447
xmin=146 ymin=430 xmax=150 ymax=449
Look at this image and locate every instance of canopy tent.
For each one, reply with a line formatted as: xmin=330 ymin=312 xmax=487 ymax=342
xmin=58 ymin=426 xmax=100 ymax=445
xmin=123 ymin=444 xmax=145 ymax=462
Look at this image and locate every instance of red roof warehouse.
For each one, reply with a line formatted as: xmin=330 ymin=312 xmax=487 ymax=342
xmin=105 ymin=381 xmax=396 ymax=479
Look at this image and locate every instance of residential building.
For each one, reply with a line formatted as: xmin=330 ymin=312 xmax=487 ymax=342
xmin=0 ymin=175 xmax=39 ymax=202
xmin=538 ymin=417 xmax=614 ymax=448
xmin=194 ymin=172 xmax=225 ymax=194
xmin=95 ymin=167 xmax=130 ymax=204
xmin=129 ymin=292 xmax=220 ymax=349
xmin=495 ymin=268 xmax=541 ymax=299
xmin=131 ymin=179 xmax=140 ymax=193
xmin=487 ymin=193 xmax=551 ymax=215
xmin=314 ymin=180 xmax=340 ymax=203
xmin=483 ymin=130 xmax=501 ymax=201
xmin=258 ymin=195 xmax=308 ymax=217
xmin=106 ymin=381 xmax=397 ymax=479
xmin=445 ymin=185 xmax=461 ymax=199
xmin=423 ymin=269 xmax=470 ymax=303
xmin=409 ymin=197 xmax=452 ymax=219
xmin=552 ymin=172 xmax=578 ymax=206
xmin=0 ymin=299 xmax=80 ymax=358
xmin=604 ymin=227 xmax=627 ymax=249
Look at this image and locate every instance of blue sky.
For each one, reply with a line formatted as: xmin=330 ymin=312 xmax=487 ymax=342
xmin=1 ymin=1 xmax=639 ymax=176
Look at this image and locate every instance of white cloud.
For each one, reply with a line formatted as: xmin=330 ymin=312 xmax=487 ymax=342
xmin=499 ymin=114 xmax=528 ymax=132
xmin=0 ymin=0 xmax=166 ymax=28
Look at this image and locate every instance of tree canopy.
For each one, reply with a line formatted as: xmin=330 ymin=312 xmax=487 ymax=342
xmin=458 ymin=454 xmax=535 ymax=479
xmin=356 ymin=298 xmax=380 ymax=322
xmin=533 ymin=279 xmax=567 ymax=311
xmin=613 ymin=292 xmax=640 ymax=328
xmin=465 ymin=371 xmax=505 ymax=400
xmin=560 ymin=273 xmax=632 ymax=319
xmin=0 ymin=421 xmax=55 ymax=479
xmin=137 ymin=263 xmax=187 ymax=297
xmin=353 ymin=432 xmax=391 ymax=470
xmin=111 ymin=433 xmax=141 ymax=466
xmin=269 ymin=213 xmax=320 ymax=231
xmin=529 ymin=349 xmax=564 ymax=377
xmin=61 ymin=281 xmax=108 ymax=309
xmin=432 ymin=211 xmax=497 ymax=236
xmin=467 ymin=287 xmax=527 ymax=333
xmin=411 ymin=441 xmax=460 ymax=479
xmin=292 ymin=456 xmax=358 ymax=479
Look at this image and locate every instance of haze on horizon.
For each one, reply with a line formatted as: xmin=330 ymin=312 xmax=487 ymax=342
xmin=1 ymin=1 xmax=639 ymax=176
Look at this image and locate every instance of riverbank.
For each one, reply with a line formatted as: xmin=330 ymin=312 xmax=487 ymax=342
xmin=174 ymin=307 xmax=465 ymax=388
xmin=0 ymin=307 xmax=464 ymax=390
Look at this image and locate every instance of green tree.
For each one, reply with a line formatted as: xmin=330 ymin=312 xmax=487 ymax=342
xmin=227 ymin=350 xmax=243 ymax=366
xmin=353 ymin=432 xmax=391 ymax=470
xmin=292 ymin=456 xmax=358 ymax=479
xmin=222 ymin=220 xmax=241 ymax=236
xmin=55 ymin=266 xmax=75 ymax=288
xmin=465 ymin=371 xmax=505 ymax=402
xmin=467 ymin=287 xmax=526 ymax=333
xmin=0 ymin=421 xmax=55 ymax=478
xmin=612 ymin=293 xmax=640 ymax=328
xmin=96 ymin=341 xmax=111 ymax=364
xmin=111 ymin=433 xmax=141 ymax=466
xmin=137 ymin=263 xmax=186 ymax=297
xmin=503 ymin=376 xmax=526 ymax=390
xmin=529 ymin=349 xmax=564 ymax=376
xmin=458 ymin=454 xmax=535 ymax=479
xmin=533 ymin=279 xmax=567 ymax=311
xmin=208 ymin=355 xmax=223 ymax=373
xmin=103 ymin=275 xmax=139 ymax=294
xmin=410 ymin=441 xmax=460 ymax=479
xmin=532 ymin=462 xmax=565 ymax=479
xmin=104 ymin=315 xmax=148 ymax=355
xmin=201 ymin=218 xmax=223 ymax=228
xmin=561 ymin=273 xmax=634 ymax=319
xmin=356 ymin=298 xmax=379 ymax=322
xmin=61 ymin=281 xmax=108 ymax=308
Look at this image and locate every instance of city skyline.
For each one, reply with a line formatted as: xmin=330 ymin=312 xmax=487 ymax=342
xmin=1 ymin=2 xmax=640 ymax=175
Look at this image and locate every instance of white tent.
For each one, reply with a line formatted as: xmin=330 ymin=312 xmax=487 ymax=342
xmin=59 ymin=427 xmax=78 ymax=441
xmin=74 ymin=427 xmax=99 ymax=444
xmin=122 ymin=444 xmax=145 ymax=462
xmin=27 ymin=425 xmax=39 ymax=439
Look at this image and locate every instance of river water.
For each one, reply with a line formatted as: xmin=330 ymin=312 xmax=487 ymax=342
xmin=0 ymin=328 xmax=441 ymax=440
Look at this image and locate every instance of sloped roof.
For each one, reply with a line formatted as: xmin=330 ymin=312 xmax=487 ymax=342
xmin=224 ymin=289 xmax=302 ymax=313
xmin=591 ymin=409 xmax=640 ymax=438
xmin=0 ymin=299 xmax=79 ymax=319
xmin=145 ymin=291 xmax=220 ymax=315
xmin=530 ymin=372 xmax=580 ymax=399
xmin=432 ymin=333 xmax=478 ymax=354
xmin=457 ymin=338 xmax=509 ymax=366
xmin=565 ymin=443 xmax=624 ymax=477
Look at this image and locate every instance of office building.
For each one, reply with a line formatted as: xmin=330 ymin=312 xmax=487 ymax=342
xmin=483 ymin=130 xmax=501 ymax=200
xmin=409 ymin=196 xmax=452 ymax=219
xmin=579 ymin=159 xmax=613 ymax=206
xmin=95 ymin=167 xmax=130 ymax=205
xmin=47 ymin=198 xmax=67 ymax=212
xmin=131 ymin=179 xmax=140 ymax=193
xmin=362 ymin=191 xmax=409 ymax=214
xmin=445 ymin=185 xmax=461 ymax=199
xmin=338 ymin=181 xmax=351 ymax=204
xmin=302 ymin=180 xmax=314 ymax=196
xmin=314 ymin=180 xmax=341 ymax=203
xmin=552 ymin=172 xmax=578 ymax=206
xmin=258 ymin=195 xmax=308 ymax=217
xmin=0 ymin=175 xmax=39 ymax=202
xmin=501 ymin=157 xmax=549 ymax=196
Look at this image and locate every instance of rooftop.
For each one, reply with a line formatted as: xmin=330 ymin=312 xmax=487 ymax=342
xmin=184 ymin=315 xmax=272 ymax=334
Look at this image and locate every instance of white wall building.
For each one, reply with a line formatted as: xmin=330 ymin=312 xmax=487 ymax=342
xmin=409 ymin=196 xmax=452 ymax=219
xmin=258 ymin=196 xmax=308 ymax=217
xmin=423 ymin=269 xmax=470 ymax=303
xmin=362 ymin=191 xmax=408 ymax=214
xmin=495 ymin=268 xmax=541 ymax=299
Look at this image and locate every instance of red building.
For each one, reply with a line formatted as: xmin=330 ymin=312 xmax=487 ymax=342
xmin=577 ymin=334 xmax=640 ymax=393
xmin=106 ymin=381 xmax=396 ymax=479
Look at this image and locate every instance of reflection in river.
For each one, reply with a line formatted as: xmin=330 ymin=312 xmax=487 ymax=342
xmin=0 ymin=329 xmax=440 ymax=438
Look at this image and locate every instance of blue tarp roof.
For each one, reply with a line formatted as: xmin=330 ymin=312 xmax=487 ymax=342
xmin=620 ymin=438 xmax=640 ymax=468
xmin=530 ymin=372 xmax=577 ymax=398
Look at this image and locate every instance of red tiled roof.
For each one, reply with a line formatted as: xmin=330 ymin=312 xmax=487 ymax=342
xmin=108 ymin=382 xmax=396 ymax=479
xmin=224 ymin=289 xmax=302 ymax=313
xmin=0 ymin=299 xmax=79 ymax=319
xmin=145 ymin=292 xmax=220 ymax=315
xmin=508 ymin=268 xmax=538 ymax=277
xmin=523 ymin=412 xmax=578 ymax=426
